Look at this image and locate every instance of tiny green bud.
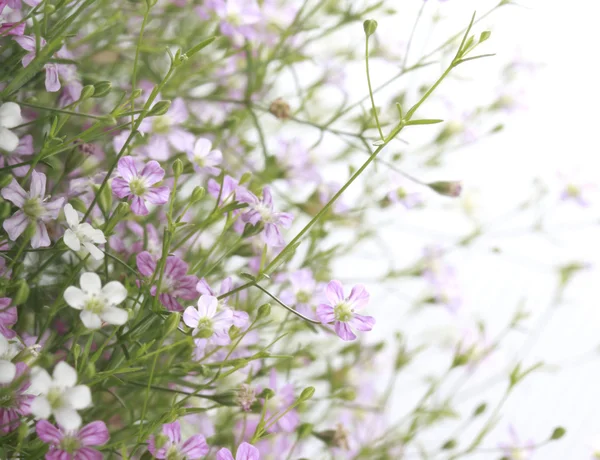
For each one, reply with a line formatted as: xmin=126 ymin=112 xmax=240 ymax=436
xmin=115 ymin=201 xmax=130 ymax=217
xmin=479 ymin=30 xmax=491 ymax=43
xmin=258 ymin=388 xmax=275 ymax=400
xmin=363 ymin=19 xmax=378 ymax=37
xmin=191 ymin=186 xmax=205 ymax=202
xmin=441 ymin=439 xmax=457 ymax=450
xmin=239 ymin=171 xmax=252 ymax=185
xmin=257 ymin=303 xmax=271 ymax=319
xmin=550 ymin=426 xmax=566 ymax=440
xmin=472 ymin=402 xmax=487 ymax=417
xmin=85 ymin=362 xmax=96 ymax=379
xmin=299 ymin=386 xmax=315 ymax=401
xmin=173 ymin=158 xmax=184 ymax=177
xmin=131 ymin=88 xmax=143 ymax=99
xmin=11 ymin=279 xmax=29 ymax=305
xmin=17 ymin=421 xmax=29 ymax=442
xmin=428 ymin=180 xmax=462 ymax=198
xmin=451 ymin=353 xmax=469 ymax=368
xmin=92 ymin=81 xmax=112 ymax=98
xmin=335 ymin=387 xmax=356 ymax=401
xmin=149 ymin=100 xmax=171 ymax=117
xmin=96 ymin=184 xmax=113 ymax=214
xmin=72 ymin=343 xmax=82 ymax=362
xmin=79 ymin=85 xmax=95 ymax=100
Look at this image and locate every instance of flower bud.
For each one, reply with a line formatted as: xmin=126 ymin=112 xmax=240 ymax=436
xmin=442 ymin=439 xmax=457 ymax=450
xmin=550 ymin=426 xmax=566 ymax=440
xmin=11 ymin=280 xmax=29 ymax=305
xmin=149 ymin=100 xmax=171 ymax=117
xmin=299 ymin=386 xmax=315 ymax=401
xmin=131 ymin=88 xmax=143 ymax=99
xmin=428 ymin=180 xmax=462 ymax=197
xmin=92 ymin=81 xmax=112 ymax=98
xmin=472 ymin=402 xmax=487 ymax=417
xmin=269 ymin=98 xmax=291 ymax=120
xmin=363 ymin=19 xmax=378 ymax=37
xmin=191 ymin=186 xmax=205 ymax=202
xmin=172 ymin=158 xmax=184 ymax=177
xmin=257 ymin=303 xmax=271 ymax=319
xmin=96 ymin=183 xmax=113 ymax=214
xmin=163 ymin=312 xmax=180 ymax=336
xmin=79 ymin=85 xmax=95 ymax=100
xmin=297 ymin=423 xmax=314 ymax=439
xmin=258 ymin=388 xmax=275 ymax=400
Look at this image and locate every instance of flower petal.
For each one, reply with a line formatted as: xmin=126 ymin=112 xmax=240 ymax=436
xmin=54 ymin=407 xmax=81 ymax=431
xmin=144 ymin=186 xmax=170 ymax=205
xmin=31 ymin=221 xmax=50 ymax=249
xmin=80 ymin=310 xmax=102 ymax=329
xmin=334 ymin=321 xmax=356 ymax=341
xmin=63 ymin=228 xmax=81 ymax=251
xmin=235 ymin=442 xmax=260 ymax=460
xmin=99 ymin=306 xmax=128 ymax=326
xmin=0 ymin=127 xmax=19 ymax=152
xmin=30 ymin=170 xmax=47 ymax=199
xmin=139 ymin=160 xmax=165 ymax=186
xmin=348 ymin=313 xmax=375 ymax=332
xmin=216 ymin=448 xmax=235 ymax=460
xmin=347 ymin=284 xmax=369 ymax=310
xmin=53 ymin=361 xmax=77 ymax=388
xmin=325 ymin=280 xmax=345 ymax=306
xmin=78 ymin=421 xmax=109 ymax=447
xmin=136 ymin=251 xmax=157 ymax=277
xmin=64 ymin=286 xmax=86 ymax=310
xmin=0 ymin=102 xmax=23 ymax=129
xmin=316 ymin=304 xmax=335 ymax=324
xmin=101 ymin=281 xmax=127 ymax=306
xmin=183 ymin=306 xmax=200 ymax=328
xmin=63 ymin=203 xmax=80 ymax=228
xmin=36 ymin=419 xmax=63 ymax=444
xmin=3 ymin=210 xmax=29 ymax=241
xmin=30 ymin=366 xmax=52 ymax=393
xmin=180 ymin=434 xmax=209 ymax=458
xmin=44 ymin=63 xmax=61 ymax=92
xmin=80 ymin=272 xmax=102 ymax=295
xmin=0 ymin=359 xmax=16 ymax=384
xmin=111 ymin=177 xmax=131 ymax=199
xmin=1 ymin=179 xmax=27 ymax=207
xmin=66 ymin=385 xmax=91 ymax=409
xmin=130 ymin=195 xmax=149 ymax=215
xmin=117 ymin=156 xmax=138 ymax=182
xmin=30 ymin=396 xmax=52 ymax=419
xmin=162 ymin=421 xmax=181 ymax=444
xmin=197 ymin=295 xmax=218 ymax=318
xmin=83 ymin=242 xmax=104 ymax=260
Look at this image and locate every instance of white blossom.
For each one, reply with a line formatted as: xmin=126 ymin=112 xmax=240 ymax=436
xmin=30 ymin=361 xmax=91 ymax=430
xmin=62 ymin=203 xmax=106 ymax=260
xmin=0 ymin=334 xmax=17 ymax=384
xmin=64 ymin=272 xmax=128 ymax=329
xmin=0 ymin=102 xmax=22 ymax=152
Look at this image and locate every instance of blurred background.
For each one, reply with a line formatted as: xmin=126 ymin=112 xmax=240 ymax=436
xmin=310 ymin=0 xmax=600 ymax=458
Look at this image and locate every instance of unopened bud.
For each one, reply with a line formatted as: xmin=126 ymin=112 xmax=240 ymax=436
xmin=550 ymin=426 xmax=566 ymax=440
xmin=257 ymin=303 xmax=271 ymax=319
xmin=363 ymin=19 xmax=378 ymax=37
xmin=92 ymin=81 xmax=112 ymax=98
xmin=149 ymin=100 xmax=171 ymax=117
xmin=299 ymin=386 xmax=315 ymax=401
xmin=163 ymin=312 xmax=180 ymax=336
xmin=11 ymin=280 xmax=29 ymax=305
xmin=269 ymin=98 xmax=291 ymax=120
xmin=173 ymin=158 xmax=183 ymax=177
xmin=80 ymin=85 xmax=95 ymax=100
xmin=191 ymin=186 xmax=205 ymax=202
xmin=428 ymin=180 xmax=462 ymax=197
xmin=258 ymin=388 xmax=275 ymax=400
xmin=237 ymin=384 xmax=256 ymax=411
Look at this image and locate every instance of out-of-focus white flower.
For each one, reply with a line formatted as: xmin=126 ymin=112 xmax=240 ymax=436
xmin=0 ymin=334 xmax=17 ymax=384
xmin=30 ymin=361 xmax=91 ymax=430
xmin=0 ymin=102 xmax=22 ymax=152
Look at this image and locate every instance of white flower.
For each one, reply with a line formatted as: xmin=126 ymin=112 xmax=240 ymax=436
xmin=30 ymin=361 xmax=91 ymax=430
xmin=0 ymin=334 xmax=17 ymax=384
xmin=0 ymin=102 xmax=23 ymax=152
xmin=62 ymin=204 xmax=106 ymax=260
xmin=64 ymin=272 xmax=128 ymax=329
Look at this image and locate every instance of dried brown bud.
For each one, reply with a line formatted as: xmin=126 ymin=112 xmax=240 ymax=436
xmin=269 ymin=98 xmax=291 ymax=120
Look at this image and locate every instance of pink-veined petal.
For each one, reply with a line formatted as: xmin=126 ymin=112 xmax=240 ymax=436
xmin=325 ymin=280 xmax=345 ymax=306
xmin=78 ymin=421 xmax=109 ymax=447
xmin=334 ymin=321 xmax=356 ymax=341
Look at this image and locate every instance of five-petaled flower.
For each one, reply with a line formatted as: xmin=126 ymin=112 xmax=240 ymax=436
xmin=111 ymin=156 xmax=170 ymax=216
xmin=0 ymin=102 xmax=22 ymax=152
xmin=217 ymin=442 xmax=260 ymax=460
xmin=186 ymin=137 xmax=223 ymax=175
xmin=183 ymin=295 xmax=233 ymax=345
xmin=30 ymin=361 xmax=92 ymax=430
xmin=236 ymin=186 xmax=293 ymax=247
xmin=148 ymin=420 xmax=209 ymax=459
xmin=317 ymin=280 xmax=375 ymax=341
xmin=137 ymin=251 xmax=199 ymax=312
xmin=1 ymin=170 xmax=64 ymax=248
xmin=36 ymin=419 xmax=109 ymax=460
xmin=64 ymin=272 xmax=128 ymax=329
xmin=63 ymin=203 xmax=107 ymax=260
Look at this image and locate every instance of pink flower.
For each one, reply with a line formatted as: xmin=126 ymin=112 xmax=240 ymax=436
xmin=316 ymin=280 xmax=375 ymax=341
xmin=0 ymin=297 xmax=17 ymax=338
xmin=111 ymin=156 xmax=170 ymax=216
xmin=208 ymin=175 xmax=239 ymax=205
xmin=186 ymin=137 xmax=222 ymax=175
xmin=236 ymin=186 xmax=293 ymax=248
xmin=138 ymin=98 xmax=195 ymax=161
xmin=263 ymin=369 xmax=299 ymax=433
xmin=136 ymin=251 xmax=198 ymax=312
xmin=183 ymin=295 xmax=233 ymax=345
xmin=1 ymin=0 xmax=41 ymax=13
xmin=0 ymin=134 xmax=34 ymax=177
xmin=148 ymin=421 xmax=208 ymax=459
xmin=196 ymin=277 xmax=249 ymax=329
xmin=498 ymin=425 xmax=535 ymax=460
xmin=217 ymin=442 xmax=260 ymax=460
xmin=36 ymin=419 xmax=109 ymax=460
xmin=0 ymin=362 xmax=33 ymax=434
xmin=13 ymin=35 xmax=61 ymax=92
xmin=1 ymin=171 xmax=64 ymax=248
xmin=198 ymin=0 xmax=262 ymax=46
